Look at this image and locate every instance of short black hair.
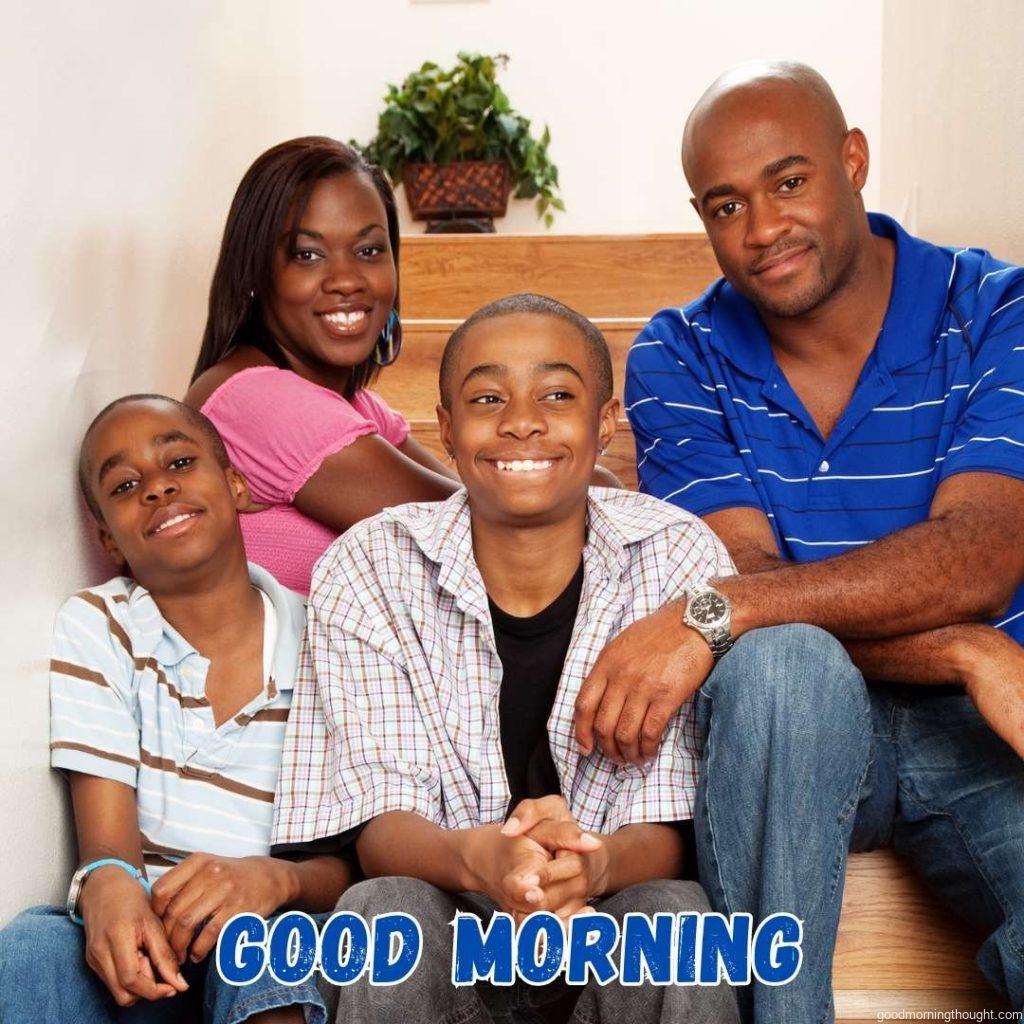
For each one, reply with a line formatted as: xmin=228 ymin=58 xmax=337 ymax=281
xmin=439 ymin=293 xmax=613 ymax=408
xmin=78 ymin=394 xmax=230 ymax=521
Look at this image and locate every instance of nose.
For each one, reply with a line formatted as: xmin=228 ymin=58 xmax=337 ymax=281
xmin=498 ymin=393 xmax=546 ymax=439
xmin=744 ymin=195 xmax=790 ymax=250
xmin=322 ymin=254 xmax=368 ymax=295
xmin=142 ymin=473 xmax=180 ymax=503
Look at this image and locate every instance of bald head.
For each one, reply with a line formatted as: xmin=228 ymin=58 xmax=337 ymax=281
xmin=683 ymin=61 xmax=847 ymax=187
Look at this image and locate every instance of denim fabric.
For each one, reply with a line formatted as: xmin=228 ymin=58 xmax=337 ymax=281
xmin=695 ymin=624 xmax=1024 ymax=1023
xmin=0 ymin=904 xmax=328 ymax=1024
xmin=326 ymin=876 xmax=740 ymax=1024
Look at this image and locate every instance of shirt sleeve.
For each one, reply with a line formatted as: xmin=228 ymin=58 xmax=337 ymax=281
xmin=350 ymin=389 xmax=411 ymax=448
xmin=626 ymin=312 xmax=763 ymax=516
xmin=271 ymin=526 xmax=443 ymax=846
xmin=49 ymin=591 xmax=141 ymax=787
xmin=940 ymin=270 xmax=1024 ymax=485
xmin=202 ymin=368 xmax=382 ymax=505
xmin=602 ymin=519 xmax=734 ymax=831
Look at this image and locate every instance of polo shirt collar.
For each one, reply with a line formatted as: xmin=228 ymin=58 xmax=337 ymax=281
xmin=707 ymin=212 xmax=952 ymax=379
xmin=124 ymin=563 xmax=304 ymax=691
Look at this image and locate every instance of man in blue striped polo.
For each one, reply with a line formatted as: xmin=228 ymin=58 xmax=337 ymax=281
xmin=573 ymin=61 xmax=1024 ymax=1022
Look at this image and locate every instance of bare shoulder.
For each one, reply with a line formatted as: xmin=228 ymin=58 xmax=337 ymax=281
xmin=183 ymin=347 xmax=273 ymax=408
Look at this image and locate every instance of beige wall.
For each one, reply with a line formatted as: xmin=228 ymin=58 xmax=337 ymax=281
xmin=881 ymin=0 xmax=1024 ymax=262
xmin=0 ymin=0 xmax=892 ymax=922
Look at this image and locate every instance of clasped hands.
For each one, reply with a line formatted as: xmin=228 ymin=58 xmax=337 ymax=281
xmin=466 ymin=795 xmax=607 ymax=925
xmin=78 ymin=852 xmax=293 ymax=1007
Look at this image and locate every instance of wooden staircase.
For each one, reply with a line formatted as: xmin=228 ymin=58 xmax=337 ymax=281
xmin=380 ymin=232 xmax=1005 ymax=1021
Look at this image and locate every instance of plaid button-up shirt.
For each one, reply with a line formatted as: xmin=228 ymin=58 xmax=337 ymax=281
xmin=272 ymin=488 xmax=733 ymax=846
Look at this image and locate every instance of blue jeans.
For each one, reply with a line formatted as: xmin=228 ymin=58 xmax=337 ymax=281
xmin=695 ymin=624 xmax=1024 ymax=1024
xmin=0 ymin=905 xmax=328 ymax=1024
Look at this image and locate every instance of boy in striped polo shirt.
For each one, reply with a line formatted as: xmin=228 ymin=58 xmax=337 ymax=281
xmin=0 ymin=395 xmax=346 ymax=1024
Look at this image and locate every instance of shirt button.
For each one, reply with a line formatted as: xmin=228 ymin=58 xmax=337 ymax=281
xmin=818 ymin=460 xmax=830 ymax=473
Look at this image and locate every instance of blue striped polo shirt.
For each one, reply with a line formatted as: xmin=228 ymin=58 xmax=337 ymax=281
xmin=625 ymin=213 xmax=1024 ymax=641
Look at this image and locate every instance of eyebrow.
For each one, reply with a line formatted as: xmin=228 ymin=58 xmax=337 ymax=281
xmin=460 ymin=361 xmax=586 ymax=389
xmin=291 ymin=223 xmax=386 ymax=243
xmin=699 ymin=154 xmax=814 ymax=207
xmin=96 ymin=431 xmax=198 ymax=484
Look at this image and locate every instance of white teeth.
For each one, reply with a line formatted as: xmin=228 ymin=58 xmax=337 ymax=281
xmin=154 ymin=513 xmax=195 ymax=533
xmin=495 ymin=459 xmax=553 ymax=472
xmin=323 ymin=310 xmax=367 ymax=327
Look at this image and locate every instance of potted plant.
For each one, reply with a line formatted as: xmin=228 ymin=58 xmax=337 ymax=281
xmin=355 ymin=52 xmax=565 ymax=230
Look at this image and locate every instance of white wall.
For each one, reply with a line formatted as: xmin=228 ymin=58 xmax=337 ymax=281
xmin=1 ymin=0 xmax=885 ymax=921
xmin=880 ymin=0 xmax=1024 ymax=263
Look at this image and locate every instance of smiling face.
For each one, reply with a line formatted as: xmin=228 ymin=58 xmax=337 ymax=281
xmin=84 ymin=400 xmax=249 ymax=588
xmin=263 ymin=171 xmax=397 ymax=384
xmin=684 ymin=77 xmax=869 ymax=318
xmin=437 ymin=312 xmax=618 ymax=528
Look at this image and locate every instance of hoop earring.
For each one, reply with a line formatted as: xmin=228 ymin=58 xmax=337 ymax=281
xmin=373 ymin=310 xmax=402 ymax=366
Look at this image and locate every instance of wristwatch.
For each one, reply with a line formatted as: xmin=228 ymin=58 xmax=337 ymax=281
xmin=682 ymin=585 xmax=735 ymax=661
xmin=66 ymin=858 xmax=151 ymax=924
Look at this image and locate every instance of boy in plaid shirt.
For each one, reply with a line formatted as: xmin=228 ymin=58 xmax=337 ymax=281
xmin=274 ymin=295 xmax=739 ymax=1023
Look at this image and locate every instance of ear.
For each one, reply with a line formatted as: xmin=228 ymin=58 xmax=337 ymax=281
xmin=842 ymin=128 xmax=870 ymax=195
xmin=97 ymin=522 xmax=127 ymax=572
xmin=226 ymin=466 xmax=252 ymax=511
xmin=436 ymin=403 xmax=456 ymax=463
xmin=597 ymin=397 xmax=620 ymax=453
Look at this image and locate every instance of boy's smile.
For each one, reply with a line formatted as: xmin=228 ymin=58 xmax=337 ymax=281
xmin=85 ymin=399 xmax=249 ymax=586
xmin=438 ymin=312 xmax=617 ymax=528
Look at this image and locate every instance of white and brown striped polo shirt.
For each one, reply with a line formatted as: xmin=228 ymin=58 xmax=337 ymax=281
xmin=49 ymin=563 xmax=304 ymax=881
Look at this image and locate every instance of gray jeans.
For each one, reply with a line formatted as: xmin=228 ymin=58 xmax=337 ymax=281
xmin=323 ymin=876 xmax=739 ymax=1024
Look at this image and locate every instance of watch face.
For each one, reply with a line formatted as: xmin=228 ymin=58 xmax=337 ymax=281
xmin=690 ymin=591 xmax=728 ymax=626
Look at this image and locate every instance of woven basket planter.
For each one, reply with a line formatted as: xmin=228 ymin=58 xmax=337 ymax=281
xmin=402 ymin=161 xmax=511 ymax=220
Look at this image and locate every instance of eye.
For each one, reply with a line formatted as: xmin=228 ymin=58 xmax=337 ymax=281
xmin=713 ymin=200 xmax=743 ymax=219
xmin=110 ymin=478 xmax=138 ymax=497
xmin=291 ymin=248 xmax=323 ymax=264
xmin=168 ymin=455 xmax=196 ymax=470
xmin=470 ymin=394 xmax=503 ymax=405
xmin=356 ymin=243 xmax=387 ymax=259
xmin=779 ymin=176 xmax=805 ymax=192
xmin=543 ymin=389 xmax=574 ymax=402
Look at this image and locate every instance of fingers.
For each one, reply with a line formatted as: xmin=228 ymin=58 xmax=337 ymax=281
xmin=533 ymin=853 xmax=587 ymax=888
xmin=614 ymin=693 xmax=652 ymax=764
xmin=162 ymin=884 xmax=222 ymax=963
xmin=186 ymin=910 xmax=231 ymax=963
xmin=639 ymin=700 xmax=675 ymax=762
xmin=107 ymin=928 xmax=178 ymax=1004
xmin=141 ymin=916 xmax=189 ymax=990
xmin=86 ymin=942 xmax=138 ymax=1008
xmin=574 ymin=667 xmax=609 ymax=755
xmin=521 ymin=819 xmax=602 ymax=855
xmin=501 ymin=795 xmax=572 ymax=837
xmin=150 ymin=853 xmax=207 ymax=917
xmin=591 ymin=680 xmax=628 ymax=762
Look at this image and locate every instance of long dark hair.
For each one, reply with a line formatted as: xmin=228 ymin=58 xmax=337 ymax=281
xmin=191 ymin=136 xmax=402 ymax=399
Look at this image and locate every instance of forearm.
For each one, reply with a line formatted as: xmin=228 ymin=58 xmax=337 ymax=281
xmin=70 ymin=774 xmax=146 ymax=870
xmin=277 ymin=855 xmax=353 ymax=913
xmin=593 ymin=823 xmax=684 ymax=897
xmin=356 ymin=811 xmax=482 ymax=893
xmin=717 ymin=515 xmax=1015 ymax=641
xmin=845 ymin=622 xmax=998 ymax=685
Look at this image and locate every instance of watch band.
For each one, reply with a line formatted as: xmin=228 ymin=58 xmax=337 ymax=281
xmin=67 ymin=858 xmax=151 ymax=925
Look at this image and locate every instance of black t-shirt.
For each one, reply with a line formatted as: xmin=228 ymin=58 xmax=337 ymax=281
xmin=489 ymin=560 xmax=585 ymax=815
xmin=273 ymin=561 xmax=586 ymax=863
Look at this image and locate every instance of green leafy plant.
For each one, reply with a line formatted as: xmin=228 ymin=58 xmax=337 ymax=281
xmin=355 ymin=52 xmax=565 ymax=227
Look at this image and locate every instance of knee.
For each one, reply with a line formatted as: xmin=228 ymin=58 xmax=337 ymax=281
xmin=708 ymin=624 xmax=865 ymax=728
xmin=0 ymin=907 xmax=83 ymax=981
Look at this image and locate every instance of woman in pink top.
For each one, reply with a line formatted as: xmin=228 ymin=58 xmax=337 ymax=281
xmin=185 ymin=137 xmax=458 ymax=594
